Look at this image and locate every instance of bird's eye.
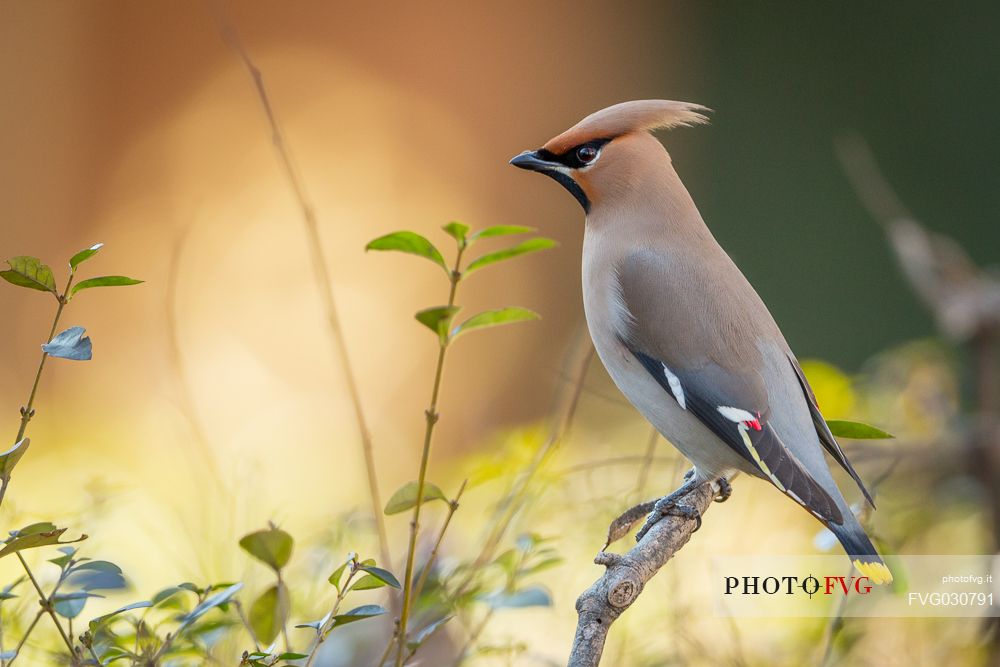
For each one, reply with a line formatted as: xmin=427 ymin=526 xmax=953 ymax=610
xmin=576 ymin=146 xmax=598 ymax=164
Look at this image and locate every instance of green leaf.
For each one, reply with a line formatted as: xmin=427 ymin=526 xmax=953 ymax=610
xmin=415 ymin=306 xmax=461 ymax=344
xmin=349 ymin=574 xmax=387 ymax=591
xmin=53 ymin=591 xmax=103 ymax=619
xmin=826 ymin=420 xmax=894 ymax=440
xmin=69 ymin=243 xmax=104 ymax=270
xmin=70 ymin=275 xmax=143 ymax=297
xmin=365 ymin=232 xmax=448 ymax=273
xmin=470 ymin=225 xmax=535 ymax=240
xmin=294 ymin=611 xmax=331 ymax=633
xmin=239 ymin=526 xmax=294 ymax=572
xmin=358 ymin=565 xmax=400 ymax=589
xmin=328 ymin=558 xmax=350 ymax=591
xmin=332 ymin=604 xmax=385 ymax=626
xmin=492 ymin=549 xmax=517 ymax=577
xmin=0 ymin=438 xmax=29 ymax=480
xmin=0 ymin=577 xmax=24 ymax=601
xmin=452 ymin=307 xmax=539 ymax=340
xmin=277 ymin=653 xmax=309 ymax=660
xmin=0 ymin=523 xmax=87 ymax=559
xmin=464 ymin=237 xmax=556 ymax=275
xmin=0 ymin=256 xmax=57 ymax=294
xmin=522 ymin=556 xmax=562 ymax=577
xmin=42 ymin=326 xmax=92 ymax=361
xmin=88 ymin=600 xmax=152 ymax=630
xmin=483 ymin=585 xmax=552 ymax=609
xmin=442 ymin=221 xmax=469 ymax=245
xmin=179 ymin=582 xmax=243 ymax=624
xmin=249 ymin=583 xmax=290 ymax=645
xmin=151 ymin=586 xmax=188 ymax=608
xmin=384 ymin=481 xmax=447 ymax=515
xmin=47 ymin=546 xmax=77 ymax=569
xmin=65 ymin=560 xmax=125 ymax=591
xmin=407 ymin=616 xmax=452 ymax=650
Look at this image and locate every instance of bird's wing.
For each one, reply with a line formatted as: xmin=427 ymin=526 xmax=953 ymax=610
xmin=787 ymin=354 xmax=875 ymax=507
xmin=615 ymin=249 xmax=844 ymax=525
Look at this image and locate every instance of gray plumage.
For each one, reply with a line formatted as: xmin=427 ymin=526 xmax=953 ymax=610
xmin=510 ymin=100 xmax=891 ymax=583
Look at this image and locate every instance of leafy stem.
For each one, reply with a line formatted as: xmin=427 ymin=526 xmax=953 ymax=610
xmin=12 ymin=271 xmax=73 ymax=449
xmin=394 ymin=243 xmax=466 ymax=667
xmin=303 ymin=562 xmax=361 ymax=667
xmin=3 ymin=270 xmax=80 ymax=664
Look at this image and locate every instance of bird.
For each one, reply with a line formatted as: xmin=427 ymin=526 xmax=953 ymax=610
xmin=509 ymin=100 xmax=892 ymax=584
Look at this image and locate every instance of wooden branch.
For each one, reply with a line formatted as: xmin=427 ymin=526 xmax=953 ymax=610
xmin=567 ymin=481 xmax=716 ymax=667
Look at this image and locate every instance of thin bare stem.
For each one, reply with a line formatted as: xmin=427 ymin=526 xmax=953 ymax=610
xmin=452 ymin=608 xmax=494 ymax=666
xmin=165 ymin=227 xmax=228 ymax=496
xmin=6 ymin=610 xmax=43 ymax=666
xmin=277 ymin=572 xmax=291 ymax=653
xmin=394 ymin=247 xmax=465 ymax=667
xmin=233 ymin=600 xmax=260 ymax=652
xmin=16 ymin=553 xmax=75 ymax=659
xmin=634 ymin=428 xmax=659 ymax=495
xmin=411 ymin=480 xmax=467 ymax=606
xmin=82 ymin=638 xmax=101 ymax=666
xmin=208 ymin=0 xmax=391 ymax=570
xmin=817 ymin=562 xmax=853 ymax=667
xmin=374 ymin=623 xmax=399 ymax=667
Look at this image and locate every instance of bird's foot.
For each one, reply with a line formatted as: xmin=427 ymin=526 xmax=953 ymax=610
xmin=713 ymin=477 xmax=732 ymax=503
xmin=604 ymin=498 xmax=659 ymax=550
xmin=633 ymin=480 xmax=701 ymax=542
xmin=634 ymin=499 xmax=701 ymax=542
xmin=683 ymin=467 xmax=696 ymax=481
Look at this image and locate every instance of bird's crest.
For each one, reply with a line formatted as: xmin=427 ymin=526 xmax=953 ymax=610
xmin=543 ymin=100 xmax=711 ymax=155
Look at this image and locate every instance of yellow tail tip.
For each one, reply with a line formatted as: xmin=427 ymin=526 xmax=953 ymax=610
xmin=853 ymin=559 xmax=893 ymax=585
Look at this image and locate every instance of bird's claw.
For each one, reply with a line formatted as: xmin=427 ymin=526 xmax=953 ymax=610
xmin=634 ymin=495 xmax=702 ymax=542
xmin=714 ymin=477 xmax=732 ymax=503
xmin=604 ymin=498 xmax=659 ymax=549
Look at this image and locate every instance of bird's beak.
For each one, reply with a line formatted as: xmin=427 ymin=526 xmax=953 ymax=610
xmin=509 ymin=149 xmax=560 ymax=173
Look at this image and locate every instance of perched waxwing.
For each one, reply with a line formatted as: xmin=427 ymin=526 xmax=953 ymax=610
xmin=510 ymin=100 xmax=891 ymax=584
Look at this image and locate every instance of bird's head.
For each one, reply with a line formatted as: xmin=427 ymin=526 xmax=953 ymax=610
xmin=510 ymin=99 xmax=710 ymax=213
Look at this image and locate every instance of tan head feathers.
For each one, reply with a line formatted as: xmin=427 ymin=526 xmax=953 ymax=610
xmin=542 ymin=100 xmax=710 ymax=155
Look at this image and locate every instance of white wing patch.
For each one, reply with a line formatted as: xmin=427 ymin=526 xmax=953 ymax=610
xmin=718 ymin=405 xmax=786 ymax=491
xmin=717 ymin=405 xmax=755 ymax=423
xmin=661 ymin=362 xmax=686 ymax=409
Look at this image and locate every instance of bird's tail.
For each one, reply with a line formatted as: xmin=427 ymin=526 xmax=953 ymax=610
xmin=828 ymin=516 xmax=893 ymax=585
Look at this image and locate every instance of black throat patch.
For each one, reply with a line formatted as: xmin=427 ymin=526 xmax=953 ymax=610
xmin=535 ymin=137 xmax=612 ymax=214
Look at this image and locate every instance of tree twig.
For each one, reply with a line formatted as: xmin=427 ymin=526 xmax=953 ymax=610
xmin=567 ymin=481 xmax=715 ymax=667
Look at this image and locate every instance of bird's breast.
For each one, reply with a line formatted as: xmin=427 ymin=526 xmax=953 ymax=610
xmin=579 ymin=226 xmax=751 ymax=478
